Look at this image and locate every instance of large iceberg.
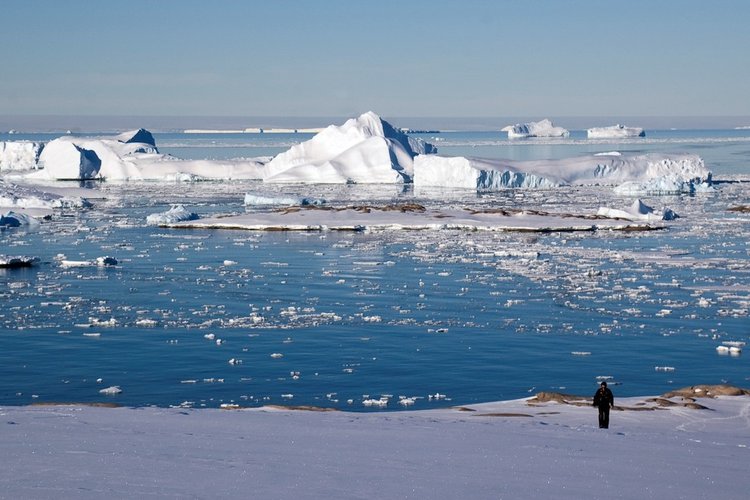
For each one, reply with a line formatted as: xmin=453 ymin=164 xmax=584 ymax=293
xmin=262 ymin=111 xmax=436 ymax=184
xmin=413 ymin=152 xmax=710 ymax=191
xmin=1 ymin=141 xmax=44 ymax=171
xmin=29 ymin=129 xmax=265 ymax=181
xmin=506 ymin=119 xmax=569 ymax=139
xmin=587 ymin=124 xmax=645 ymax=139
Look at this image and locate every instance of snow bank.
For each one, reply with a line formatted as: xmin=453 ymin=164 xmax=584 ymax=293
xmin=597 ymin=199 xmax=678 ymax=221
xmin=506 ymin=119 xmax=569 ymax=138
xmin=0 ymin=141 xmax=44 ymax=171
xmin=587 ymin=124 xmax=645 ymax=138
xmin=413 ymin=152 xmax=711 ymax=191
xmin=262 ymin=111 xmax=436 ymax=184
xmin=146 ymin=205 xmax=199 ymax=225
xmin=0 ymin=180 xmax=91 ymax=209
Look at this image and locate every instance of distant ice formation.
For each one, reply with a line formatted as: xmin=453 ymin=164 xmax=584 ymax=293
xmin=262 ymin=111 xmax=437 ymax=184
xmin=505 ymin=119 xmax=569 ymax=139
xmin=413 ymin=152 xmax=710 ymax=193
xmin=587 ymin=124 xmax=645 ymax=138
xmin=244 ymin=193 xmax=326 ymax=206
xmin=146 ymin=205 xmax=199 ymax=225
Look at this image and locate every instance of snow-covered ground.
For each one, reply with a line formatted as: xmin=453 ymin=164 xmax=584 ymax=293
xmin=1 ymin=388 xmax=748 ymax=499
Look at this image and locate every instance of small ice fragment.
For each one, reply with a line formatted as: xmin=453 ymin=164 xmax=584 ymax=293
xmin=96 ymin=256 xmax=118 ymax=267
xmin=223 ymin=260 xmax=237 ymax=266
xmin=204 ymin=333 xmax=216 ymax=340
xmin=655 ymin=366 xmax=675 ymax=372
xmin=270 ymin=353 xmax=283 ymax=359
xmin=571 ymin=351 xmax=591 ymax=356
xmin=99 ymin=386 xmax=122 ymax=395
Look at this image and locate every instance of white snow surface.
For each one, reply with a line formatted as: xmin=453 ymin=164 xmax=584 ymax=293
xmin=506 ymin=119 xmax=570 ymax=138
xmin=413 ymin=152 xmax=711 ymax=191
xmin=262 ymin=111 xmax=436 ymax=184
xmin=587 ymin=124 xmax=645 ymax=138
xmin=0 ymin=141 xmax=44 ymax=171
xmin=1 ymin=394 xmax=748 ymax=499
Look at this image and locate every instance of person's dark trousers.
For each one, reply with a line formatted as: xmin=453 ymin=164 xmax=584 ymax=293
xmin=598 ymin=407 xmax=610 ymax=428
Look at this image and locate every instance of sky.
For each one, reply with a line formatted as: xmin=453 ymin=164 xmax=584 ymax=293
xmin=2 ymin=0 xmax=749 ymax=119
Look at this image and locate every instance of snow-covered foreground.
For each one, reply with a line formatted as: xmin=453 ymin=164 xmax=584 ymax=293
xmin=2 ymin=389 xmax=748 ymax=499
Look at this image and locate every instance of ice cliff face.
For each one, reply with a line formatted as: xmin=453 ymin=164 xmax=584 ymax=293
xmin=506 ymin=119 xmax=569 ymax=139
xmin=262 ymin=111 xmax=437 ymax=184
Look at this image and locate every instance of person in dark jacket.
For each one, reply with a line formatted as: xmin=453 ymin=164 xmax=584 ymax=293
xmin=593 ymin=381 xmax=615 ymax=428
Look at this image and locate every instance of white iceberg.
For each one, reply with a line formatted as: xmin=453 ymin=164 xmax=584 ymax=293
xmin=146 ymin=205 xmax=199 ymax=226
xmin=506 ymin=119 xmax=569 ymax=139
xmin=262 ymin=111 xmax=436 ymax=184
xmin=413 ymin=152 xmax=710 ymax=191
xmin=587 ymin=124 xmax=645 ymax=138
xmin=29 ymin=129 xmax=266 ymax=181
xmin=0 ymin=255 xmax=39 ymax=268
xmin=0 ymin=211 xmax=39 ymax=228
xmin=0 ymin=141 xmax=44 ymax=171
xmin=597 ymin=199 xmax=678 ymax=221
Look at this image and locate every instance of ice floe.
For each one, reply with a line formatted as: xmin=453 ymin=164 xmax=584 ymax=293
xmin=0 ymin=180 xmax=91 ymax=210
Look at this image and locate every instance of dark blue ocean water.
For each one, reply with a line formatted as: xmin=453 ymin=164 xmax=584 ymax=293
xmin=1 ymin=129 xmax=748 ymax=410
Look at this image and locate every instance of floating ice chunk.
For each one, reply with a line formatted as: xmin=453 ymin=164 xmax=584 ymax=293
xmin=363 ymin=397 xmax=389 ymax=407
xmin=281 ymin=394 xmax=293 ymax=399
xmin=587 ymin=124 xmax=645 ymax=138
xmin=506 ymin=119 xmax=569 ymax=138
xmin=571 ymin=351 xmax=592 ymax=356
xmin=0 ymin=211 xmax=39 ymax=228
xmin=0 ymin=255 xmax=39 ymax=268
xmin=220 ymin=403 xmax=240 ymax=409
xmin=135 ymin=318 xmax=157 ymax=327
xmin=60 ymin=260 xmax=94 ymax=268
xmin=99 ymin=385 xmax=122 ymax=395
xmin=204 ymin=333 xmax=216 ymax=340
xmin=146 ymin=205 xmax=199 ymax=226
xmin=223 ymin=260 xmax=237 ymax=266
xmin=270 ymin=353 xmax=284 ymax=359
xmin=654 ymin=366 xmax=675 ymax=372
xmin=96 ymin=256 xmax=118 ymax=266
xmin=228 ymin=358 xmax=242 ymax=365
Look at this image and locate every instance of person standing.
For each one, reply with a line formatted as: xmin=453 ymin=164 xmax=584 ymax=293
xmin=593 ymin=381 xmax=615 ymax=428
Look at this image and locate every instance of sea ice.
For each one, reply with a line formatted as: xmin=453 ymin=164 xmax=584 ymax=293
xmin=0 ymin=180 xmax=91 ymax=209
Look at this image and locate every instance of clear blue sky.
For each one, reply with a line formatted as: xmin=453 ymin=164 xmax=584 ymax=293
xmin=2 ymin=0 xmax=748 ymax=118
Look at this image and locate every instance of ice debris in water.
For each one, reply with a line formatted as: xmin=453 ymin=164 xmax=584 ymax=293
xmin=0 ymin=255 xmax=39 ymax=268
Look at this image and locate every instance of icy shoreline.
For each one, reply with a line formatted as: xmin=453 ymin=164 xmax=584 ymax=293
xmin=2 ymin=387 xmax=748 ymax=499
